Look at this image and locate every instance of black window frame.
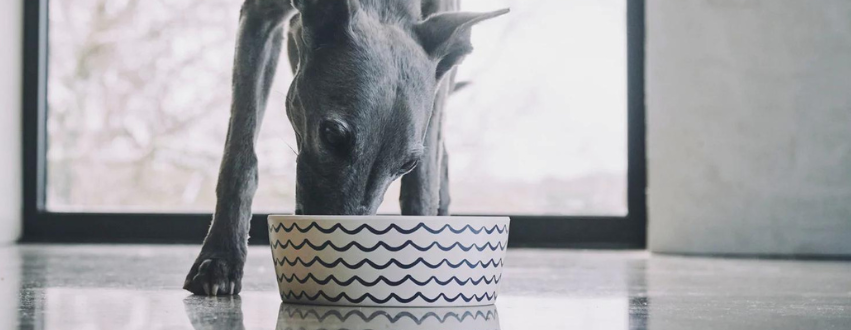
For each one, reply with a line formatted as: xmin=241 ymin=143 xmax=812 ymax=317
xmin=21 ymin=0 xmax=646 ymax=248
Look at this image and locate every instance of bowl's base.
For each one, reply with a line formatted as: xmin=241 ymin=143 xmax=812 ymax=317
xmin=280 ymin=292 xmax=499 ymax=308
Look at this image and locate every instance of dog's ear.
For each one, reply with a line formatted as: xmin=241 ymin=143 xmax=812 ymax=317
xmin=415 ymin=9 xmax=509 ymax=80
xmin=292 ymin=0 xmax=358 ymax=44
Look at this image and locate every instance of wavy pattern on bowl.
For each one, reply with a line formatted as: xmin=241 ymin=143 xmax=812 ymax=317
xmin=268 ymin=216 xmax=510 ymax=307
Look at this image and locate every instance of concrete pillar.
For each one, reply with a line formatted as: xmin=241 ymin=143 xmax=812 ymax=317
xmin=646 ymin=0 xmax=851 ymax=256
xmin=0 ymin=0 xmax=23 ymax=244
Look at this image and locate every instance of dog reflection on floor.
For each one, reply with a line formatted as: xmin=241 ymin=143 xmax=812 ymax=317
xmin=182 ymin=296 xmax=500 ymax=330
xmin=183 ymin=296 xmax=246 ymax=330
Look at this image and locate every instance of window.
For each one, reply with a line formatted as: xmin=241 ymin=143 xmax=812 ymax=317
xmin=24 ymin=0 xmax=646 ymax=246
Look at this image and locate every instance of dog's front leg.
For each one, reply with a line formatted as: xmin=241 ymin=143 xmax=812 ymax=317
xmin=437 ymin=147 xmax=451 ymax=215
xmin=400 ymin=143 xmax=444 ymax=216
xmin=400 ymin=82 xmax=452 ymax=216
xmin=184 ymin=0 xmax=290 ymax=296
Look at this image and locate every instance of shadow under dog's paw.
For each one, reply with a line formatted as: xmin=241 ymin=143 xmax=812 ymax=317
xmin=184 ymin=257 xmax=244 ymax=296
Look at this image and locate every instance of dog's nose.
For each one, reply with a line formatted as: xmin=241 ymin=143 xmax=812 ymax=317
xmin=294 ymin=208 xmax=304 ymax=215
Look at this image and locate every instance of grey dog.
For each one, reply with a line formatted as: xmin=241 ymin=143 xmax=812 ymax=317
xmin=183 ymin=0 xmax=507 ymax=296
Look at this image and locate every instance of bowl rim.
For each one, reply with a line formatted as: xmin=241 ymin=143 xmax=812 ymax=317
xmin=267 ymin=215 xmax=510 ymax=222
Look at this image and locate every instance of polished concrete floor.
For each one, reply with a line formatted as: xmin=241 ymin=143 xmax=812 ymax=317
xmin=1 ymin=245 xmax=849 ymax=330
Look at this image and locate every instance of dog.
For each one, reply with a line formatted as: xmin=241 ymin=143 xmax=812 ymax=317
xmin=183 ymin=0 xmax=507 ymax=296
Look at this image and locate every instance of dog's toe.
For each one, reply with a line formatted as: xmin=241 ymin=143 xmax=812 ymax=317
xmin=184 ymin=258 xmax=243 ymax=296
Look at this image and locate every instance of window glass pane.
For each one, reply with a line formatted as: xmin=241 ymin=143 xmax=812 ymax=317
xmin=47 ymin=0 xmax=626 ymax=216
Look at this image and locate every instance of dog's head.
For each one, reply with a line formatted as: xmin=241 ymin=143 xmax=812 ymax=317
xmin=286 ymin=0 xmax=507 ymax=215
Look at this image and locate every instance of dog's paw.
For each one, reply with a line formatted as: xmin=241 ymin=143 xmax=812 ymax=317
xmin=184 ymin=256 xmax=244 ymax=296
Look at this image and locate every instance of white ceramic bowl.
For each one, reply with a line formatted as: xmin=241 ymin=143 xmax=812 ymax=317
xmin=267 ymin=215 xmax=510 ymax=307
xmin=276 ymin=304 xmax=501 ymax=330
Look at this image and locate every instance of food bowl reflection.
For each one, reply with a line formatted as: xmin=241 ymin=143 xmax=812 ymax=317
xmin=275 ymin=303 xmax=501 ymax=330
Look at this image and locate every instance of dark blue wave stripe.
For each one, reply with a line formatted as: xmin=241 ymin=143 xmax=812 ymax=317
xmin=274 ymin=256 xmax=504 ymax=269
xmin=277 ymin=273 xmax=502 ymax=286
xmin=280 ymin=307 xmax=497 ymax=324
xmin=270 ymin=222 xmax=509 ymax=235
xmin=271 ymin=239 xmax=506 ymax=252
xmin=281 ymin=290 xmax=497 ymax=304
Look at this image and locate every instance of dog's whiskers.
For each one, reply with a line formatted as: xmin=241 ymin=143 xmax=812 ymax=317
xmin=284 ymin=141 xmax=299 ymax=157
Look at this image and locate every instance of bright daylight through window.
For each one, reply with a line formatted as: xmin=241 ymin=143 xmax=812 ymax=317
xmin=46 ymin=0 xmax=627 ymax=216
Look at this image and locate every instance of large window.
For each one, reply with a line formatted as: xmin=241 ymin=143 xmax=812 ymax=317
xmin=25 ymin=0 xmax=645 ymax=246
xmin=45 ymin=0 xmax=627 ymax=215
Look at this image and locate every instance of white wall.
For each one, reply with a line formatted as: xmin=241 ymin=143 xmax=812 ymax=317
xmin=0 ymin=0 xmax=22 ymax=244
xmin=647 ymin=0 xmax=851 ymax=256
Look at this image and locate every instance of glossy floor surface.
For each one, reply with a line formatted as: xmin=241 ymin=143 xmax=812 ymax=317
xmin=2 ymin=245 xmax=850 ymax=330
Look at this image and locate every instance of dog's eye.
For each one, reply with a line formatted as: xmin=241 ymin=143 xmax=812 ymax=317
xmin=400 ymin=159 xmax=419 ymax=175
xmin=319 ymin=120 xmax=351 ymax=152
